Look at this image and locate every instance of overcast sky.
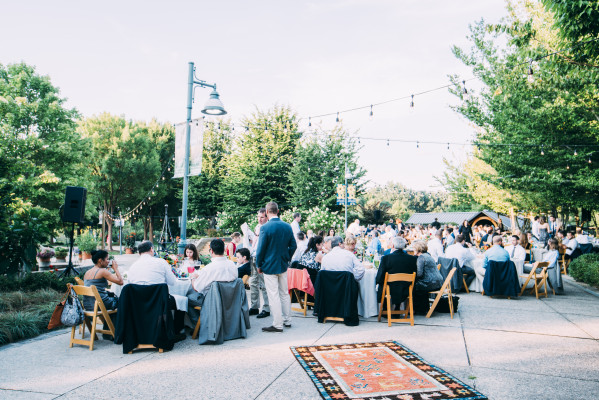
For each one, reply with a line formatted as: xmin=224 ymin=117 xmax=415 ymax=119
xmin=1 ymin=0 xmax=508 ymax=191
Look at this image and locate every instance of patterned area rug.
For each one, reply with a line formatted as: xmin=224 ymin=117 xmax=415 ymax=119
xmin=291 ymin=341 xmax=487 ymax=400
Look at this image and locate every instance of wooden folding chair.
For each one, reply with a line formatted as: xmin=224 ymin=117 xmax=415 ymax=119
xmin=68 ymin=284 xmax=117 ymax=351
xmin=462 ymin=274 xmax=470 ymax=293
xmin=519 ymin=262 xmax=550 ymax=299
xmin=558 ymin=249 xmax=569 ymax=275
xmin=426 ymin=267 xmax=456 ymax=319
xmin=377 ymin=272 xmax=416 ymax=326
xmin=291 ymin=289 xmax=314 ymax=317
xmin=192 ymin=306 xmax=202 ymax=340
xmin=74 ymin=276 xmax=84 ymax=285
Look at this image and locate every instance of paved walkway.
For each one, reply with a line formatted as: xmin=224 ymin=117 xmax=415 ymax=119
xmin=1 ymin=264 xmax=598 ymax=399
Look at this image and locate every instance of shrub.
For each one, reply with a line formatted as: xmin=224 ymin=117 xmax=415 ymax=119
xmin=0 ymin=273 xmax=75 ymax=293
xmin=303 ymin=206 xmax=344 ymax=233
xmin=75 ymin=233 xmax=98 ymax=253
xmin=187 ymin=217 xmax=212 ymax=236
xmin=569 ymin=254 xmax=599 ymax=287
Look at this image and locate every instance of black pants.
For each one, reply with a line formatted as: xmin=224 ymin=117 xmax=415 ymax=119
xmin=462 ymin=266 xmax=476 ymax=288
xmin=168 ymin=295 xmax=186 ymax=333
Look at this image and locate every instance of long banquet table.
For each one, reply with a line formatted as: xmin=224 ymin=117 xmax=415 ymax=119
xmin=358 ymin=267 xmax=379 ymax=318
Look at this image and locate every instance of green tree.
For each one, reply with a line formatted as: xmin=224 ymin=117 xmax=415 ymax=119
xmin=449 ymin=1 xmax=599 ymax=220
xmin=220 ymin=106 xmax=301 ymax=221
xmin=188 ymin=120 xmax=234 ymax=219
xmin=79 ymin=114 xmax=164 ymax=249
xmin=288 ymin=127 xmax=365 ymax=211
xmin=0 ymin=63 xmax=83 ymax=274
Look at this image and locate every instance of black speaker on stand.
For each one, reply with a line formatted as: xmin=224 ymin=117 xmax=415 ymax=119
xmin=61 ymin=186 xmax=87 ymax=277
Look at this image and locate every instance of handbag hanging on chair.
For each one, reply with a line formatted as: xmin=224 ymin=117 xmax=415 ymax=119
xmin=60 ymin=285 xmax=85 ymax=327
xmin=47 ymin=286 xmax=71 ymax=330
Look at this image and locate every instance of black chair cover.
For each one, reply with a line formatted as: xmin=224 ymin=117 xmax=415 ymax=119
xmin=438 ymin=257 xmax=463 ymax=292
xmin=313 ymin=270 xmax=359 ymax=326
xmin=482 ymin=260 xmax=520 ymax=297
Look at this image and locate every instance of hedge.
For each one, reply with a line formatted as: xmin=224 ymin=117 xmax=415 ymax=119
xmin=0 ymin=273 xmax=75 ymax=293
xmin=568 ymin=253 xmax=599 ymax=287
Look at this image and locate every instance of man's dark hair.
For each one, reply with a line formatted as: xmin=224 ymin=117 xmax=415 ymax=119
xmin=558 ymin=229 xmax=565 ymax=236
xmin=456 ymin=234 xmax=465 ymax=243
xmin=447 ymin=227 xmax=453 ymax=233
xmin=512 ymin=235 xmax=520 ymax=241
xmin=210 ymin=239 xmax=225 ymax=255
xmin=374 ymin=231 xmax=379 ymax=237
xmin=534 ymin=216 xmax=539 ymax=221
xmin=266 ymin=201 xmax=279 ymax=215
xmin=296 ymin=232 xmax=305 ymax=241
xmin=293 ymin=212 xmax=301 ymax=219
xmin=138 ymin=240 xmax=153 ymax=254
xmin=236 ymin=247 xmax=250 ymax=260
xmin=258 ymin=207 xmax=266 ymax=215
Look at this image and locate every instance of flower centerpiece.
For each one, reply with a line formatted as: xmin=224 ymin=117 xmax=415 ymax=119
xmin=164 ymin=253 xmax=188 ymax=278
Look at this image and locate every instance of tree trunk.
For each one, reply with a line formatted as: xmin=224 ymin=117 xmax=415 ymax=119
xmin=143 ymin=216 xmax=149 ymax=240
xmin=149 ymin=211 xmax=154 ymax=243
xmin=107 ymin=205 xmax=113 ymax=251
xmin=101 ymin=204 xmax=106 ymax=250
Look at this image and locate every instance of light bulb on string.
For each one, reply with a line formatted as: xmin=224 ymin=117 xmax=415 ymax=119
xmin=417 ymin=141 xmax=419 ymax=149
xmin=369 ymin=105 xmax=373 ymax=119
xmin=410 ymin=95 xmax=414 ymax=109
xmin=336 ymin=112 xmax=340 ymax=123
xmin=509 ymin=146 xmax=512 ymax=155
xmin=462 ymin=80 xmax=469 ymax=100
xmin=387 ymin=139 xmax=390 ymax=147
xmin=589 ymin=157 xmax=592 ymax=164
xmin=574 ymin=149 xmax=578 ymax=156
xmin=308 ymin=117 xmax=312 ymax=127
xmin=540 ymin=146 xmax=544 ymax=156
xmin=527 ymin=61 xmax=534 ymax=83
xmin=567 ymin=165 xmax=570 ymax=170
xmin=264 ymin=125 xmax=268 ymax=134
xmin=447 ymin=143 xmax=450 ymax=150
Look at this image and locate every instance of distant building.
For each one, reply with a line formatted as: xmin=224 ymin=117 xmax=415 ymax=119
xmin=406 ymin=210 xmax=524 ymax=230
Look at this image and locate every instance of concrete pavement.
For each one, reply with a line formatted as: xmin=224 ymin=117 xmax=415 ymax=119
xmin=1 ymin=262 xmax=598 ymax=399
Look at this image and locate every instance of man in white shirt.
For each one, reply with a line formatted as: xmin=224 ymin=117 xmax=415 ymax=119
xmin=347 ymin=219 xmax=361 ymax=236
xmin=445 ymin=235 xmax=475 ymax=268
xmin=575 ymin=227 xmax=589 ymax=244
xmin=291 ymin=232 xmax=308 ymax=263
xmin=186 ymin=239 xmax=237 ymax=328
xmin=127 ymin=240 xmax=184 ymax=341
xmin=290 ymin=212 xmax=301 ymax=240
xmin=428 ymin=230 xmax=444 ymax=262
xmin=321 ymin=236 xmax=365 ymax=281
xmin=531 ymin=216 xmax=540 ymax=241
xmin=249 ymin=208 xmax=270 ymax=318
xmin=505 ymin=235 xmax=526 ymax=261
xmin=565 ymin=231 xmax=578 ymax=257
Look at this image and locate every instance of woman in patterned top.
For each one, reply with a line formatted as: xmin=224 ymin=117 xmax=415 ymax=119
xmin=299 ymin=235 xmax=324 ymax=283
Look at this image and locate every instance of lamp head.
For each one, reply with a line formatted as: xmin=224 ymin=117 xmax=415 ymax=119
xmin=201 ymin=89 xmax=227 ymax=116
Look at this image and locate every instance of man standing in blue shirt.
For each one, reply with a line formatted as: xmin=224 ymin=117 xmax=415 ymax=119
xmin=483 ymin=235 xmax=510 ymax=270
xmin=256 ymin=201 xmax=297 ymax=332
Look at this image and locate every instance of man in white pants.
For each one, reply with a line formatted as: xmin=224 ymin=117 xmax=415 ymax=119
xmin=256 ymin=202 xmax=297 ymax=332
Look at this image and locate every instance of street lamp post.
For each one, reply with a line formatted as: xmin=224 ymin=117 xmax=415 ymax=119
xmin=178 ymin=62 xmax=226 ymax=255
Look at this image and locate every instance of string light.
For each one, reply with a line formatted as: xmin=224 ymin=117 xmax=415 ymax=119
xmin=417 ymin=141 xmax=419 ymax=149
xmin=387 ymin=139 xmax=390 ymax=147
xmin=527 ymin=60 xmax=534 ymax=83
xmin=369 ymin=105 xmax=373 ymax=119
xmin=336 ymin=112 xmax=340 ymax=123
xmin=589 ymin=157 xmax=592 ymax=164
xmin=574 ymin=149 xmax=578 ymax=156
xmin=410 ymin=94 xmax=414 ymax=109
xmin=447 ymin=143 xmax=450 ymax=150
xmin=462 ymin=80 xmax=469 ymax=100
xmin=541 ymin=146 xmax=544 ymax=156
xmin=308 ymin=117 xmax=312 ymax=127
xmin=509 ymin=146 xmax=512 ymax=155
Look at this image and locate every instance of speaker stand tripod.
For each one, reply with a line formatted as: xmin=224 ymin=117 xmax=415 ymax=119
xmin=60 ymin=222 xmax=80 ymax=278
xmin=158 ymin=204 xmax=176 ymax=254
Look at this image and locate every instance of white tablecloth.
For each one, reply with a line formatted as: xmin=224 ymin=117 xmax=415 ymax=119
xmin=467 ymin=257 xmax=526 ymax=292
xmin=110 ymin=279 xmax=191 ymax=312
xmin=532 ymin=248 xmax=547 ymax=263
xmin=358 ymin=268 xmax=379 ymax=318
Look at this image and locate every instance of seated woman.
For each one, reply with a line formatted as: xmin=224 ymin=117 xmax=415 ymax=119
xmin=520 ymin=233 xmax=532 ymax=262
xmin=344 ymin=235 xmax=357 ymax=254
xmin=226 ymin=232 xmax=241 ymax=258
xmin=83 ymin=250 xmax=123 ymax=311
xmin=524 ymin=238 xmax=563 ymax=294
xmin=299 ymin=235 xmax=324 ymax=284
xmin=182 ymin=243 xmax=199 ymax=268
xmin=412 ymin=240 xmax=444 ymax=314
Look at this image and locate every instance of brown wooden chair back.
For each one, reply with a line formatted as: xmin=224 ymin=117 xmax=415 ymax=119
xmin=68 ymin=284 xmax=117 ymax=351
xmin=426 ymin=267 xmax=456 ymax=319
xmin=519 ymin=262 xmax=550 ymax=299
xmin=377 ymin=272 xmax=416 ymax=326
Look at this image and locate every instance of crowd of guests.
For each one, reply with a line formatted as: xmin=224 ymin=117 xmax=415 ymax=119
xmin=81 ymin=210 xmax=594 ymax=345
